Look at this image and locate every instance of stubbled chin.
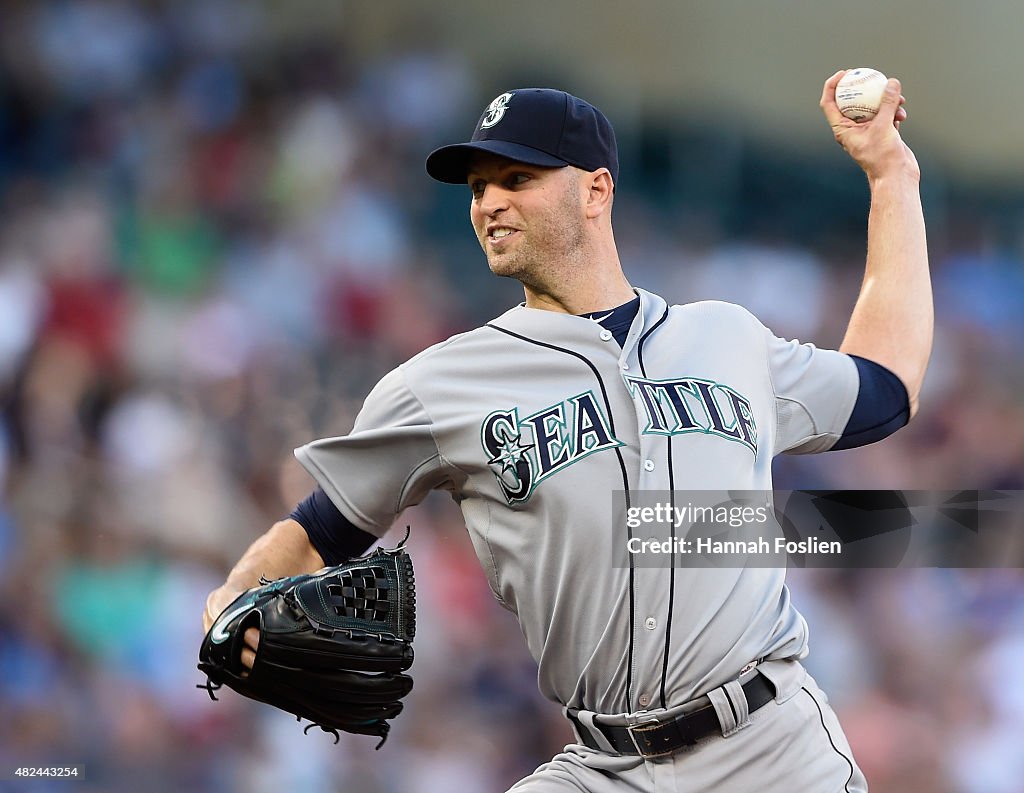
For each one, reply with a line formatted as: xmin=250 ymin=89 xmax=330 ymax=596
xmin=486 ymin=251 xmax=523 ymax=278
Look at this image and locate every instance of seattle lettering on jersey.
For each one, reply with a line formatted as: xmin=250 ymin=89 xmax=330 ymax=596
xmin=481 ymin=391 xmax=623 ymax=504
xmin=624 ymin=375 xmax=758 ymax=454
xmin=481 ymin=378 xmax=756 ymax=504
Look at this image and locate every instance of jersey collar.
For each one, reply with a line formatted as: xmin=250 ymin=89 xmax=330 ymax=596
xmin=489 ymin=288 xmax=668 ymax=360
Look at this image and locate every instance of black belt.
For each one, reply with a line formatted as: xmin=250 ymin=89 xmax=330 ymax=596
xmin=571 ymin=672 xmax=775 ymax=758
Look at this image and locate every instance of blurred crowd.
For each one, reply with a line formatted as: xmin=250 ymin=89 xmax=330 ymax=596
xmin=1 ymin=2 xmax=1022 ymax=792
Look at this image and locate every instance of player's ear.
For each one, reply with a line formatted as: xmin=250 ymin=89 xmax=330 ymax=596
xmin=584 ymin=168 xmax=614 ymax=219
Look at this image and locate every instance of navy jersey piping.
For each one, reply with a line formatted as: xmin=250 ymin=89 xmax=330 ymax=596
xmin=486 ymin=321 xmax=637 ymax=711
xmin=637 ymin=305 xmax=674 ymax=709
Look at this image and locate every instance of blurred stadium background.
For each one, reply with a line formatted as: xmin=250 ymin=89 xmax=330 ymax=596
xmin=1 ymin=2 xmax=1022 ymax=791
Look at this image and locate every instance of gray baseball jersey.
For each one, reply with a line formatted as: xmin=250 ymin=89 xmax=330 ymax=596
xmin=294 ymin=287 xmax=858 ymax=717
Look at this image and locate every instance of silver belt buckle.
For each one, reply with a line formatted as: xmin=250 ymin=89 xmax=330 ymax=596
xmin=627 ymin=713 xmax=664 ymax=757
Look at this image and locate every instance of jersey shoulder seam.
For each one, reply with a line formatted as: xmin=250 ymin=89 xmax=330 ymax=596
xmin=399 ymin=326 xmax=487 ymax=371
xmin=481 ymin=497 xmax=509 ymax=609
xmin=391 ymin=364 xmax=472 ymax=500
xmin=746 ymin=310 xmax=806 ymax=448
xmin=394 ymin=342 xmax=507 ymax=607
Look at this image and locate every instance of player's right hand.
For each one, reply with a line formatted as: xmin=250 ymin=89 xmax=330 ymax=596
xmin=820 ymin=70 xmax=920 ymax=183
xmin=203 ymin=587 xmax=261 ymax=673
xmin=239 ymin=629 xmax=259 ymax=672
xmin=203 ymin=586 xmax=238 ymax=634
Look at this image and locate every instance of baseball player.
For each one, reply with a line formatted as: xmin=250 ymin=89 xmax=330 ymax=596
xmin=204 ymin=72 xmax=930 ymax=791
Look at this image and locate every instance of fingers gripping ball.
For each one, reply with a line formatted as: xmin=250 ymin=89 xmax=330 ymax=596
xmin=198 ymin=533 xmax=417 ymax=748
xmin=836 ymin=68 xmax=889 ymax=122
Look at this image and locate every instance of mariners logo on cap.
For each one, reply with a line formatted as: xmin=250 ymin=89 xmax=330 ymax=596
xmin=480 ymin=92 xmax=514 ymax=129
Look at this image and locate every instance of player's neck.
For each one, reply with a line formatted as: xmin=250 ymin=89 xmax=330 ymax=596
xmin=522 ymin=262 xmax=634 ymax=315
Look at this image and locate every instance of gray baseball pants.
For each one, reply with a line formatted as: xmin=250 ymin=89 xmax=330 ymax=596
xmin=509 ymin=660 xmax=868 ymax=793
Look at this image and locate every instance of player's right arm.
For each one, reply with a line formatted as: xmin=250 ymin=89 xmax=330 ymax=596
xmin=202 ymin=518 xmax=326 ymax=635
xmin=201 ymin=517 xmax=326 ymax=672
xmin=202 ymin=490 xmax=381 ymax=672
xmin=203 ymin=361 xmax=449 ymax=666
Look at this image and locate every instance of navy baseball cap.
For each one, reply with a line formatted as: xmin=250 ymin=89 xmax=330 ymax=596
xmin=425 ymin=88 xmax=618 ymax=186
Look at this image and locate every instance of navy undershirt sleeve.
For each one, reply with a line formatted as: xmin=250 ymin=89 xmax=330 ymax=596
xmin=831 ymin=355 xmax=911 ymax=451
xmin=289 ymin=486 xmax=378 ymax=565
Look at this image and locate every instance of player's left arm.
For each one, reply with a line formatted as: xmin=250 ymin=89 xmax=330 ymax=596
xmin=821 ymin=70 xmax=933 ymax=419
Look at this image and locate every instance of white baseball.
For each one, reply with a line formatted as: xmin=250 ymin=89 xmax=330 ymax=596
xmin=835 ymin=68 xmax=888 ymax=122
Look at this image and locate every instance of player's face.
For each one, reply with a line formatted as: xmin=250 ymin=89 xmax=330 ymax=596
xmin=467 ymin=153 xmax=586 ymax=284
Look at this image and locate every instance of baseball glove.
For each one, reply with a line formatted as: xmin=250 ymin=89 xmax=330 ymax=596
xmin=197 ymin=533 xmax=416 ymax=747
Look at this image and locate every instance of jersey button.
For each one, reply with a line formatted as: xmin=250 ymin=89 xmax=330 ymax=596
xmin=599 ymin=329 xmax=613 ymax=341
xmin=639 ymin=694 xmax=651 ymax=707
xmin=620 ymin=362 xmax=629 ymax=370
xmin=643 ymin=460 xmax=655 ymax=472
xmin=644 ymin=616 xmax=657 ymax=630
